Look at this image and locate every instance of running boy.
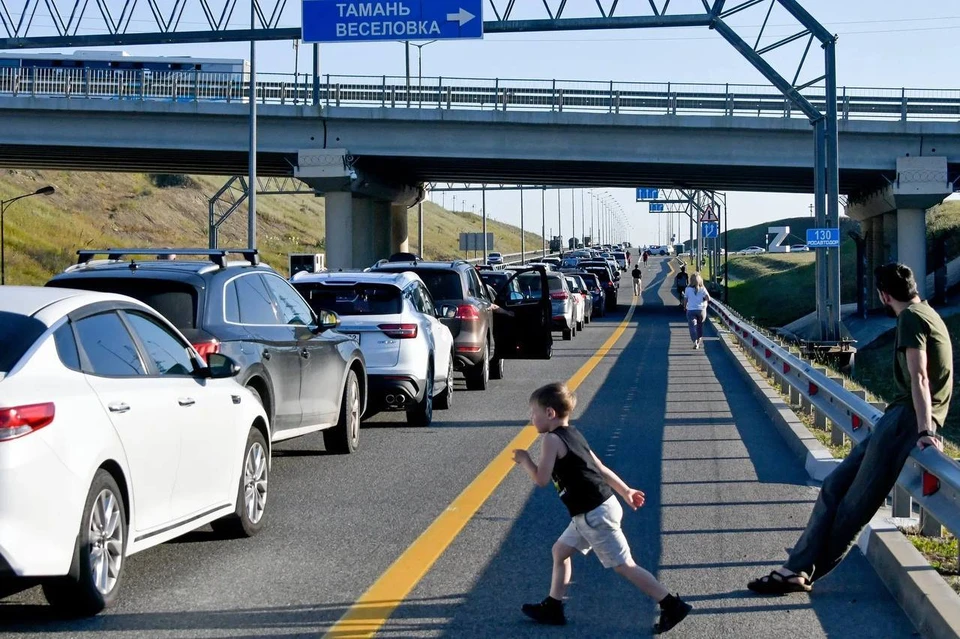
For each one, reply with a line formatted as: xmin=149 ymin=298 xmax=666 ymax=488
xmin=512 ymin=383 xmax=692 ymax=634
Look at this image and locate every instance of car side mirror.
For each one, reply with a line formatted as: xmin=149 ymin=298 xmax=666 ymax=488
xmin=313 ymin=309 xmax=340 ymax=332
xmin=438 ymin=305 xmax=457 ymax=319
xmin=205 ymin=353 xmax=240 ymax=379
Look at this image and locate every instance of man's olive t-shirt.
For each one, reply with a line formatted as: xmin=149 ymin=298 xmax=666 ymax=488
xmin=890 ymin=302 xmax=953 ymax=427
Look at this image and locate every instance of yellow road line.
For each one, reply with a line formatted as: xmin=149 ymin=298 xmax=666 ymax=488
xmin=323 ymin=297 xmax=639 ymax=639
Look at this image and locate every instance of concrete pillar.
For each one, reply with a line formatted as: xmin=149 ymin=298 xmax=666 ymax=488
xmin=897 ymin=208 xmax=927 ymax=299
xmin=326 ymin=193 xmax=394 ymax=270
xmin=325 ymin=191 xmax=353 ymax=271
xmin=883 ymin=211 xmax=898 ymax=264
xmin=390 ymin=203 xmax=410 ymax=255
xmin=868 ymin=217 xmax=885 ymax=310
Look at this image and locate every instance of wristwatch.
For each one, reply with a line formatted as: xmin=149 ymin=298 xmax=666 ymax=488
xmin=918 ymin=429 xmax=937 ymax=439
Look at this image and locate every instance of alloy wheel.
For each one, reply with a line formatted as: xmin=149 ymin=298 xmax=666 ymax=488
xmin=243 ymin=442 xmax=268 ymax=525
xmin=88 ymin=489 xmax=123 ymax=596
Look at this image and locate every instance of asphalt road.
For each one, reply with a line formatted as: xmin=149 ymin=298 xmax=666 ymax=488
xmin=0 ymin=257 xmax=918 ymax=638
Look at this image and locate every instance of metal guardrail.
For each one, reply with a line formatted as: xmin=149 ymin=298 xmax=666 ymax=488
xmin=709 ymin=299 xmax=960 ymax=539
xmin=3 ymin=68 xmax=960 ymax=122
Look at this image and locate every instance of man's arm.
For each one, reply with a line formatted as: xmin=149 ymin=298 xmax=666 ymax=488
xmin=906 ymin=347 xmax=943 ymax=451
xmin=513 ymin=434 xmax=560 ymax=487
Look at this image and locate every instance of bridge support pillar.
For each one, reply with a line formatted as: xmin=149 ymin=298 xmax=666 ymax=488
xmin=868 ymin=217 xmax=885 ymax=311
xmin=391 ymin=204 xmax=410 ymax=255
xmin=325 ymin=193 xmax=394 ymax=271
xmin=897 ymin=208 xmax=927 ymax=299
xmin=882 ymin=211 xmax=898 ymax=265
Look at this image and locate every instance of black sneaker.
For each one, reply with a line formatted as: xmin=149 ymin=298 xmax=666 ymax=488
xmin=654 ymin=594 xmax=692 ymax=634
xmin=521 ymin=597 xmax=566 ymax=626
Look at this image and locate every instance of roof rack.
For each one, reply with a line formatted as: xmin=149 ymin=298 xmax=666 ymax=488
xmin=76 ymin=248 xmax=260 ymax=269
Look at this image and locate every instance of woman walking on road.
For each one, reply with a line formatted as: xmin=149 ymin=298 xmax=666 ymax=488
xmin=684 ymin=273 xmax=710 ymax=349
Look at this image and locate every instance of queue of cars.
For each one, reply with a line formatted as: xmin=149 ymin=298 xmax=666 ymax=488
xmin=0 ymin=248 xmax=557 ymax=616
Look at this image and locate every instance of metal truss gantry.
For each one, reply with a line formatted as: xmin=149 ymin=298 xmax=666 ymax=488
xmin=1 ymin=0 xmax=842 ymax=340
xmin=208 ymin=176 xmax=314 ymax=248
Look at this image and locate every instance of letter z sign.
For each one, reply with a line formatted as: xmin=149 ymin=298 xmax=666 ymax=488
xmin=303 ymin=0 xmax=484 ymax=43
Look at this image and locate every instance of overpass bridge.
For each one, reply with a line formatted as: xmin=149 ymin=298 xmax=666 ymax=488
xmin=1 ymin=70 xmax=959 ymax=285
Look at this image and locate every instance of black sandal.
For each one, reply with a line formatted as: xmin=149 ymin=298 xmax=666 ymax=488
xmin=747 ymin=570 xmax=812 ymax=595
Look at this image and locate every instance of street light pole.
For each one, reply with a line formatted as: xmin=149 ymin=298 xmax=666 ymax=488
xmin=1 ymin=185 xmax=55 ymax=285
xmin=541 ymin=187 xmax=546 ymax=258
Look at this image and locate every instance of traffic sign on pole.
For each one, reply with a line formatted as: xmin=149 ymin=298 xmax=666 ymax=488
xmin=302 ymin=0 xmax=484 ymax=43
xmin=701 ymin=222 xmax=718 ymax=238
xmin=698 ymin=205 xmax=719 ymax=223
xmin=649 ymin=203 xmax=665 ymax=213
xmin=806 ymin=227 xmax=840 ymax=248
xmin=636 ymin=188 xmax=659 ymax=201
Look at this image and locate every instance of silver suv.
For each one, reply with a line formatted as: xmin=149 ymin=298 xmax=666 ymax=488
xmin=292 ymin=271 xmax=455 ymax=427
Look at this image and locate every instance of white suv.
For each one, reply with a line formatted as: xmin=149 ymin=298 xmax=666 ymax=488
xmin=292 ymin=272 xmax=454 ymax=426
xmin=0 ymin=287 xmax=268 ymax=616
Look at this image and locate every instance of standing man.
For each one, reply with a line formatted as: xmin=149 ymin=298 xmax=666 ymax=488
xmin=748 ymin=263 xmax=952 ymax=594
xmin=642 ymin=251 xmax=649 ymax=267
xmin=631 ymin=263 xmax=642 ymax=297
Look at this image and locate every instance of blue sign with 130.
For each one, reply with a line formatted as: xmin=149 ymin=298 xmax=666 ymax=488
xmin=302 ymin=0 xmax=484 ymax=43
xmin=806 ymin=227 xmax=840 ymax=248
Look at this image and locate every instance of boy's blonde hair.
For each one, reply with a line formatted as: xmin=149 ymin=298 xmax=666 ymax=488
xmin=529 ymin=382 xmax=577 ymax=418
xmin=690 ymin=272 xmax=704 ymax=290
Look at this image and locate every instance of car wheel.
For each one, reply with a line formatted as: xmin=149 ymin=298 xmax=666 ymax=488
xmin=490 ymin=354 xmax=505 ymax=380
xmin=435 ymin=355 xmax=454 ymax=410
xmin=577 ymin=320 xmax=584 ymax=331
xmin=324 ymin=370 xmax=360 ymax=454
xmin=42 ymin=469 xmax=127 ymax=616
xmin=211 ymin=427 xmax=268 ymax=537
xmin=407 ymin=364 xmax=434 ymax=427
xmin=465 ymin=342 xmax=490 ymax=391
xmin=562 ymin=328 xmax=572 ymax=341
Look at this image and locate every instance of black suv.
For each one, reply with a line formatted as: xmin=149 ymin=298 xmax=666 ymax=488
xmin=371 ymin=260 xmax=553 ymax=389
xmin=48 ymin=249 xmax=367 ymax=453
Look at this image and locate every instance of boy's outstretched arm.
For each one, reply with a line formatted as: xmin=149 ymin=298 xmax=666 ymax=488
xmin=589 ymin=451 xmax=646 ymax=510
xmin=512 ymin=433 xmax=561 ymax=488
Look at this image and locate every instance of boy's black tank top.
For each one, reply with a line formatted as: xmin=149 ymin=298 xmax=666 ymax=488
xmin=551 ymin=426 xmax=614 ymax=517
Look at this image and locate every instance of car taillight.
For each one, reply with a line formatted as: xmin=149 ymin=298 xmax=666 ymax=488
xmin=550 ymin=292 xmax=569 ymax=300
xmin=192 ymin=339 xmax=221 ymax=363
xmin=455 ymin=305 xmax=480 ymax=321
xmin=0 ymin=403 xmax=55 ymax=441
xmin=379 ymin=323 xmax=418 ymax=339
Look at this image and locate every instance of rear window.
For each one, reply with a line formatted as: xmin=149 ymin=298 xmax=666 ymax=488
xmin=411 ymin=271 xmax=463 ymax=301
xmin=547 ymin=276 xmax=565 ymax=292
xmin=294 ymin=283 xmax=402 ymax=316
xmin=53 ymin=278 xmax=198 ymax=330
xmin=586 ymin=268 xmax=611 ymax=283
xmin=0 ymin=312 xmax=47 ymax=373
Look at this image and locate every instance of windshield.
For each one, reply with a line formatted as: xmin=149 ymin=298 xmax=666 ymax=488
xmin=295 ymin=283 xmax=402 ymax=316
xmin=0 ymin=312 xmax=47 ymax=373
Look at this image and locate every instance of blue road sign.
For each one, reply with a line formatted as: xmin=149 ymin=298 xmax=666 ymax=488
xmin=702 ymin=222 xmax=719 ymax=239
xmin=649 ymin=203 xmax=665 ymax=213
xmin=636 ymin=188 xmax=659 ymax=201
xmin=806 ymin=227 xmax=840 ymax=248
xmin=302 ymin=0 xmax=484 ymax=43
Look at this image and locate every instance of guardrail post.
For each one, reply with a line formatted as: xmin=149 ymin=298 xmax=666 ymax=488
xmin=920 ymin=507 xmax=943 ymax=537
xmin=194 ymin=70 xmax=200 ymax=102
xmin=828 ymin=373 xmax=846 ymax=446
xmin=335 ymin=84 xmax=341 ymax=107
xmin=841 ymin=86 xmax=849 ymax=121
xmin=614 ymin=91 xmax=621 ymax=114
xmin=390 ymin=86 xmax=396 ymax=108
xmin=789 ymin=384 xmax=801 ymax=406
xmin=900 ymin=87 xmax=908 ymax=122
xmin=666 ymin=82 xmax=671 ymax=115
xmin=558 ymin=89 xmax=564 ymax=113
xmin=552 ymin=79 xmax=557 ymax=112
xmin=280 ymin=82 xmax=287 ymax=105
xmin=494 ymin=78 xmax=500 ymax=112
xmin=892 ymin=484 xmax=913 ymax=518
xmin=226 ymin=77 xmax=232 ymax=103
xmin=382 ymin=75 xmax=387 ymax=107
xmin=608 ymin=80 xmax=614 ymax=113
xmin=30 ymin=67 xmax=36 ymax=98
xmin=446 ymin=86 xmax=452 ymax=110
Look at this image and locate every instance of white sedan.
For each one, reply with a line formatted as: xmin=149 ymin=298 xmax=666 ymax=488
xmin=0 ymin=287 xmax=269 ymax=616
xmin=739 ymin=246 xmax=766 ymax=255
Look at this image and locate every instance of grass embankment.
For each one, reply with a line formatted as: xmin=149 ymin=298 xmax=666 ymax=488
xmin=723 ymin=242 xmax=859 ymax=327
xmin=0 ymin=169 xmax=543 ymax=285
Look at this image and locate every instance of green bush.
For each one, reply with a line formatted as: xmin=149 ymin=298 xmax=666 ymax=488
xmin=149 ymin=174 xmax=195 ymax=189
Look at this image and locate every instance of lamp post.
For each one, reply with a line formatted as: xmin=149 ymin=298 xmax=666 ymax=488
xmin=1 ymin=185 xmax=55 ymax=285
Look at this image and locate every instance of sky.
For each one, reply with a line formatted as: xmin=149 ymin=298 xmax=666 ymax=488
xmin=19 ymin=0 xmax=960 ymax=247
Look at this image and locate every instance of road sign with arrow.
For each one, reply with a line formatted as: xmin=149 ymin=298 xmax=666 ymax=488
xmin=303 ymin=0 xmax=484 ymax=43
xmin=698 ymin=205 xmax=719 ymax=223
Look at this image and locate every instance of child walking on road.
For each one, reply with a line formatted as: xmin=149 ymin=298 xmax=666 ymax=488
xmin=512 ymin=383 xmax=692 ymax=634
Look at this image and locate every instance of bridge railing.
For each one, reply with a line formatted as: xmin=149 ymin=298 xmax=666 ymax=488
xmin=3 ymin=67 xmax=960 ymax=122
xmin=709 ymin=299 xmax=960 ymax=540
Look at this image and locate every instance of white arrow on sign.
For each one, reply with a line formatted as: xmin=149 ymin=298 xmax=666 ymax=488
xmin=446 ymin=8 xmax=476 ymax=26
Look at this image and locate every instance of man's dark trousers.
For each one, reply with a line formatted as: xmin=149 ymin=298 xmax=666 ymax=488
xmin=785 ymin=404 xmax=917 ymax=581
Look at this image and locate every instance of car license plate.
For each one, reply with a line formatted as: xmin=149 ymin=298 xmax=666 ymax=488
xmin=345 ymin=333 xmax=361 ymax=344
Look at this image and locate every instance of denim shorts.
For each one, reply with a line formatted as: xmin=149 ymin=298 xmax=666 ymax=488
xmin=557 ymin=495 xmax=632 ymax=568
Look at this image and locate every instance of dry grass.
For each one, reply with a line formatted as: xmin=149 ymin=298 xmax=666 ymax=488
xmin=1 ymin=169 xmax=543 ymax=284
